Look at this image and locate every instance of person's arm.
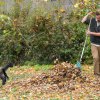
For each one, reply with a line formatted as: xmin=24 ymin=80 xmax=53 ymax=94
xmin=87 ymin=30 xmax=100 ymax=36
xmin=81 ymin=12 xmax=93 ymax=24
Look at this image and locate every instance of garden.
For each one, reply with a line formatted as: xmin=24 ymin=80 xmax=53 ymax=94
xmin=0 ymin=0 xmax=100 ymax=99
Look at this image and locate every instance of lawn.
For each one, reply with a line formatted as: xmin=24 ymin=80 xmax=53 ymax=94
xmin=0 ymin=64 xmax=100 ymax=100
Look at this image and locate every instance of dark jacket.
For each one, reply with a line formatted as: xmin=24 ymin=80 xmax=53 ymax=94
xmin=84 ymin=18 xmax=100 ymax=45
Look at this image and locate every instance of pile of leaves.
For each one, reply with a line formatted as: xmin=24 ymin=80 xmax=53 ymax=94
xmin=28 ymin=62 xmax=86 ymax=90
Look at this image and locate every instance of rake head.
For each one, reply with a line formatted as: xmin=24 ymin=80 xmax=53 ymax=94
xmin=75 ymin=61 xmax=82 ymax=69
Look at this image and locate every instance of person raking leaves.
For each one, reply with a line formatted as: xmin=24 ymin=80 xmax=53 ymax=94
xmin=81 ymin=9 xmax=100 ymax=76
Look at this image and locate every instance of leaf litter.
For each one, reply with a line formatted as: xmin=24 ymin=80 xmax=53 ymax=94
xmin=0 ymin=62 xmax=100 ymax=99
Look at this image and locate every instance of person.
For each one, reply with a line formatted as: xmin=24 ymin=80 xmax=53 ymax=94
xmin=81 ymin=9 xmax=100 ymax=76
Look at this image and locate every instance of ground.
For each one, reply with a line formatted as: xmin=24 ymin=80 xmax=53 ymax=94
xmin=0 ymin=64 xmax=100 ymax=100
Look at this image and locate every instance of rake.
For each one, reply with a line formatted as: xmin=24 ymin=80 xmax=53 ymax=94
xmin=75 ymin=18 xmax=92 ymax=69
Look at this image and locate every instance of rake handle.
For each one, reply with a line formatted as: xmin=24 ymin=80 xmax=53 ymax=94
xmin=79 ymin=18 xmax=92 ymax=62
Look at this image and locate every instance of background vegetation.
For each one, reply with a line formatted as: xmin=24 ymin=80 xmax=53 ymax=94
xmin=0 ymin=0 xmax=100 ymax=65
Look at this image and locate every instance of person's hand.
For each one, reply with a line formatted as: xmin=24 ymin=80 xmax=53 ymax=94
xmin=87 ymin=12 xmax=93 ymax=16
xmin=86 ymin=30 xmax=91 ymax=35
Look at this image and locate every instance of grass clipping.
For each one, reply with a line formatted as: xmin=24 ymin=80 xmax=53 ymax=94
xmin=30 ymin=62 xmax=86 ymax=90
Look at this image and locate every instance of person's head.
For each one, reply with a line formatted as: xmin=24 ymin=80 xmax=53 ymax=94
xmin=95 ymin=9 xmax=100 ymax=22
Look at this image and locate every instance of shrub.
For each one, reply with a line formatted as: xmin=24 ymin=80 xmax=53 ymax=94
xmin=0 ymin=0 xmax=97 ymax=65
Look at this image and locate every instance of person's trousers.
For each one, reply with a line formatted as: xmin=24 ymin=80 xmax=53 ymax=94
xmin=91 ymin=44 xmax=100 ymax=75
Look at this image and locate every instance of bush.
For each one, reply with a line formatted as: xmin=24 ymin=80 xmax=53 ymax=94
xmin=0 ymin=0 xmax=94 ymax=65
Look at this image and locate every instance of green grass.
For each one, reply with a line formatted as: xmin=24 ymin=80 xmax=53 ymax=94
xmin=19 ymin=64 xmax=53 ymax=71
xmin=33 ymin=64 xmax=53 ymax=71
xmin=50 ymin=98 xmax=61 ymax=100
